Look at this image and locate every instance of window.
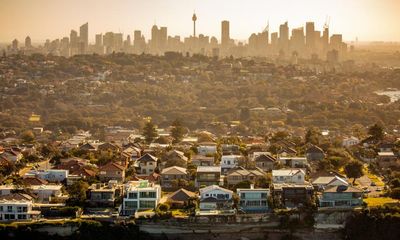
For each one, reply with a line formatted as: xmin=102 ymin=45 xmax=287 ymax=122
xmin=17 ymin=206 xmax=24 ymax=213
xmin=128 ymin=192 xmax=138 ymax=199
xmin=7 ymin=206 xmax=12 ymax=212
xmin=125 ymin=201 xmax=138 ymax=209
xmin=140 ymin=191 xmax=156 ymax=198
xmin=0 ymin=206 xmax=3 ymax=211
xmin=140 ymin=200 xmax=156 ymax=208
xmin=17 ymin=214 xmax=27 ymax=219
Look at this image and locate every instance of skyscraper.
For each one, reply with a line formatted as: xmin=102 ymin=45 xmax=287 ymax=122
xmin=25 ymin=36 xmax=32 ymax=48
xmin=279 ymin=22 xmax=289 ymax=53
xmin=79 ymin=22 xmax=89 ymax=52
xmin=95 ymin=34 xmax=103 ymax=47
xmin=221 ymin=20 xmax=230 ymax=47
xmin=306 ymin=22 xmax=316 ymax=53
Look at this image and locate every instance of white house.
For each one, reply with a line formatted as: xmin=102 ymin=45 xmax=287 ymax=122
xmin=221 ymin=155 xmax=242 ymax=173
xmin=342 ymin=137 xmax=360 ymax=148
xmin=0 ymin=184 xmax=64 ymax=203
xmin=237 ymin=185 xmax=269 ymax=213
xmin=278 ymin=157 xmax=308 ymax=168
xmin=199 ymin=185 xmax=233 ymax=211
xmin=312 ymin=175 xmax=349 ymax=190
xmin=135 ymin=154 xmax=158 ymax=176
xmin=197 ymin=144 xmax=217 ymax=156
xmin=122 ymin=180 xmax=161 ymax=216
xmin=272 ymin=169 xmax=306 ymax=184
xmin=25 ymin=169 xmax=69 ymax=182
xmin=0 ymin=193 xmax=40 ymax=221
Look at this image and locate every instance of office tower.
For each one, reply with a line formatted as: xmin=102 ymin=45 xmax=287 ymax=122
xmin=221 ymin=20 xmax=230 ymax=47
xmin=60 ymin=37 xmax=70 ymax=57
xmin=159 ymin=27 xmax=167 ymax=52
xmin=279 ymin=22 xmax=289 ymax=54
xmin=151 ymin=25 xmax=159 ymax=53
xmin=290 ymin=27 xmax=305 ymax=56
xmin=79 ymin=22 xmax=89 ymax=52
xmin=192 ymin=13 xmax=197 ymax=37
xmin=95 ymin=34 xmax=103 ymax=47
xmin=70 ymin=30 xmax=79 ymax=55
xmin=114 ymin=33 xmax=123 ymax=51
xmin=12 ymin=39 xmax=18 ymax=50
xmin=134 ymin=30 xmax=145 ymax=53
xmin=248 ymin=31 xmax=268 ymax=56
xmin=322 ymin=26 xmax=329 ymax=52
xmin=25 ymin=36 xmax=32 ymax=48
xmin=330 ymin=34 xmax=343 ymax=51
xmin=305 ymin=22 xmax=315 ymax=52
xmin=103 ymin=32 xmax=115 ymax=54
xmin=271 ymin=32 xmax=278 ymax=48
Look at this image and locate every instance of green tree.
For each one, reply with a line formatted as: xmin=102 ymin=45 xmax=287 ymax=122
xmin=142 ymin=121 xmax=158 ymax=144
xmin=67 ymin=180 xmax=89 ymax=203
xmin=305 ymin=127 xmax=321 ymax=145
xmin=20 ymin=130 xmax=35 ymax=143
xmin=170 ymin=119 xmax=186 ymax=143
xmin=368 ymin=123 xmax=384 ymax=141
xmin=344 ymin=161 xmax=364 ymax=184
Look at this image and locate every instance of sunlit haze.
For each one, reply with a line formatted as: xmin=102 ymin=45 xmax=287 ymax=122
xmin=0 ymin=0 xmax=399 ymax=43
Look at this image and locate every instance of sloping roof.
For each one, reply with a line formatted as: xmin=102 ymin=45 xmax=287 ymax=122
xmin=100 ymin=162 xmax=125 ymax=171
xmin=0 ymin=193 xmax=33 ymax=201
xmin=312 ymin=176 xmax=348 ymax=186
xmin=168 ymin=188 xmax=197 ymax=202
xmin=324 ymin=185 xmax=362 ymax=193
xmin=226 ymin=166 xmax=265 ymax=177
xmin=137 ymin=153 xmax=158 ymax=162
xmin=197 ymin=166 xmax=221 ymax=173
xmin=306 ymin=145 xmax=324 ymax=154
xmin=272 ymin=168 xmax=305 ymax=177
xmin=161 ymin=166 xmax=187 ymax=175
xmin=199 ymin=185 xmax=233 ymax=195
xmin=254 ymin=154 xmax=276 ymax=163
xmin=22 ymin=177 xmax=48 ymax=186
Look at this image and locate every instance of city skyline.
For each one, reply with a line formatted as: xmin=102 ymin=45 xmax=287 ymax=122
xmin=0 ymin=0 xmax=400 ymax=43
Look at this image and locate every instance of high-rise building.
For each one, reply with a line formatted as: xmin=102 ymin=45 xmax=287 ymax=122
xmin=305 ymin=22 xmax=315 ymax=52
xmin=221 ymin=20 xmax=230 ymax=47
xmin=279 ymin=22 xmax=289 ymax=53
xmin=12 ymin=39 xmax=18 ymax=50
xmin=79 ymin=22 xmax=89 ymax=52
xmin=159 ymin=27 xmax=167 ymax=52
xmin=322 ymin=26 xmax=329 ymax=52
xmin=95 ymin=34 xmax=103 ymax=47
xmin=25 ymin=36 xmax=32 ymax=48
xmin=290 ymin=27 xmax=305 ymax=55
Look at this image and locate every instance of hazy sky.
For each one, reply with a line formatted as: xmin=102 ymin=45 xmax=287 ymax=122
xmin=0 ymin=0 xmax=399 ymax=44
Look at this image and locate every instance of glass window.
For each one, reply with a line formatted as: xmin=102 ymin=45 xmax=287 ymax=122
xmin=125 ymin=201 xmax=138 ymax=209
xmin=7 ymin=206 xmax=12 ymax=212
xmin=140 ymin=200 xmax=156 ymax=208
xmin=128 ymin=192 xmax=138 ymax=199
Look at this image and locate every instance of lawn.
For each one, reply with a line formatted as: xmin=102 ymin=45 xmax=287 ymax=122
xmin=364 ymin=197 xmax=400 ymax=207
xmin=364 ymin=166 xmax=385 ymax=187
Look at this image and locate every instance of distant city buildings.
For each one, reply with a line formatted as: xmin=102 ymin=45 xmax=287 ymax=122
xmin=3 ymin=16 xmax=348 ymax=61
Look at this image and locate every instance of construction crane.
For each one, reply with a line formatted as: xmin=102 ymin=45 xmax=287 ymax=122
xmin=324 ymin=16 xmax=330 ymax=29
xmin=262 ymin=20 xmax=270 ymax=33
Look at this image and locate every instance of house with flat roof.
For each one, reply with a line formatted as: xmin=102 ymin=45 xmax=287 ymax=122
xmin=121 ymin=180 xmax=161 ymax=216
xmin=195 ymin=166 xmax=222 ymax=188
xmin=237 ymin=185 xmax=269 ymax=213
xmin=319 ymin=185 xmax=363 ymax=208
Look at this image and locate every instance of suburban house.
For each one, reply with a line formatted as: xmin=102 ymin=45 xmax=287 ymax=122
xmin=221 ymin=144 xmax=240 ymax=155
xmin=0 ymin=184 xmax=64 ymax=203
xmin=197 ymin=142 xmax=217 ymax=156
xmin=88 ymin=181 xmax=121 ymax=207
xmin=98 ymin=142 xmax=120 ymax=152
xmin=162 ymin=150 xmax=188 ymax=164
xmin=306 ymin=145 xmax=325 ymax=161
xmin=195 ymin=166 xmax=222 ymax=188
xmin=221 ymin=155 xmax=243 ymax=173
xmin=273 ymin=183 xmax=314 ymax=208
xmin=319 ymin=185 xmax=363 ymax=208
xmin=191 ymin=155 xmax=214 ymax=167
xmin=272 ymin=169 xmax=306 ymax=184
xmin=160 ymin=166 xmax=188 ymax=188
xmin=121 ymin=146 xmax=141 ymax=162
xmin=136 ymin=153 xmax=158 ymax=175
xmin=254 ymin=153 xmax=277 ymax=172
xmin=79 ymin=142 xmax=98 ymax=152
xmin=225 ymin=167 xmax=266 ymax=186
xmin=342 ymin=136 xmax=360 ymax=148
xmin=99 ymin=162 xmax=126 ymax=182
xmin=22 ymin=177 xmax=48 ymax=186
xmin=0 ymin=149 xmax=23 ymax=163
xmin=121 ymin=180 xmax=161 ymax=216
xmin=278 ymin=157 xmax=308 ymax=168
xmin=377 ymin=151 xmax=399 ymax=168
xmin=277 ymin=146 xmax=298 ymax=157
xmin=237 ymin=185 xmax=269 ymax=213
xmin=166 ymin=188 xmax=197 ymax=208
xmin=0 ymin=193 xmax=40 ymax=221
xmin=24 ymin=169 xmax=69 ymax=183
xmin=312 ymin=175 xmax=349 ymax=190
xmin=199 ymin=185 xmax=233 ymax=211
